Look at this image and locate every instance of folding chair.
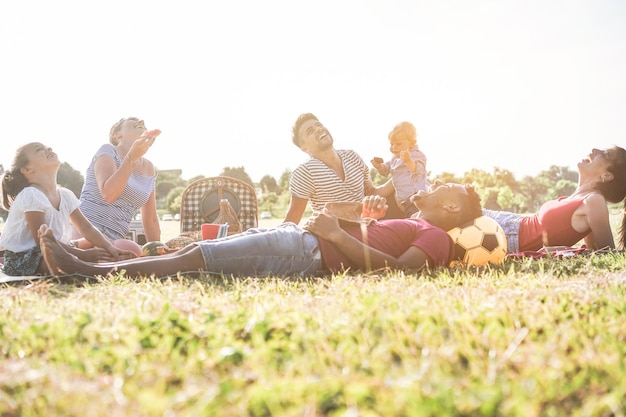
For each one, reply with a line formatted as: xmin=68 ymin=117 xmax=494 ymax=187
xmin=179 ymin=176 xmax=258 ymax=238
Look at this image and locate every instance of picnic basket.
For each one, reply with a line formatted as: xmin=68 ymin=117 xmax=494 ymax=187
xmin=179 ymin=176 xmax=258 ymax=238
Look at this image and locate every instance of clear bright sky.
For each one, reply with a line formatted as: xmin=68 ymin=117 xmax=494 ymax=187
xmin=1 ymin=1 xmax=625 ymax=184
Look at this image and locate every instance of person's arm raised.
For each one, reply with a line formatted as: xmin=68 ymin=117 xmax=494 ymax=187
xmin=96 ymin=129 xmax=161 ymax=202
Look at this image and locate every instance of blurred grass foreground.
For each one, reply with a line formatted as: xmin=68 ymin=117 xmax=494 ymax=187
xmin=1 ymin=251 xmax=626 ymax=416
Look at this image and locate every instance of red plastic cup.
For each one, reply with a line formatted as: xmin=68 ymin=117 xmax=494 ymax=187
xmin=201 ymin=223 xmax=221 ymax=240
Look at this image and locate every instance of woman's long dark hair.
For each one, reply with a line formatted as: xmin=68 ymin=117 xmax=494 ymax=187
xmin=1 ymin=143 xmax=34 ymax=211
xmin=596 ymin=146 xmax=626 ymax=249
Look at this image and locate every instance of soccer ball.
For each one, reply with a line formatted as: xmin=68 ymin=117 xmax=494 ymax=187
xmin=447 ymin=216 xmax=507 ymax=266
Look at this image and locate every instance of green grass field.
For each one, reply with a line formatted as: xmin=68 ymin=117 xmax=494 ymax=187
xmin=1 ymin=219 xmax=626 ymax=415
xmin=1 ymin=248 xmax=625 ymax=415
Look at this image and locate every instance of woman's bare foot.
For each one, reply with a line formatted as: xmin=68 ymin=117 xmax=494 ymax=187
xmin=40 ymin=226 xmax=83 ymax=275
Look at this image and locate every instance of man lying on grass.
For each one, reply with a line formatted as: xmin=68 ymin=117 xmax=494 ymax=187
xmin=39 ymin=183 xmax=482 ymax=278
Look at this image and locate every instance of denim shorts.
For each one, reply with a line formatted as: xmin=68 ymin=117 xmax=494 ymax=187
xmin=482 ymin=209 xmax=525 ymax=253
xmin=197 ymin=223 xmax=324 ymax=277
xmin=95 ymin=224 xmax=125 ymax=241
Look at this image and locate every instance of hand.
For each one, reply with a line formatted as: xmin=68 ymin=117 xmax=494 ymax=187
xmin=79 ymin=247 xmax=117 ymax=262
xmin=128 ymin=129 xmax=162 ymax=160
xmin=80 ymin=245 xmax=137 ymax=262
xmin=115 ymin=249 xmax=138 ymax=260
xmin=400 ymin=150 xmax=417 ymax=172
xmin=370 ymin=156 xmax=387 ymax=175
xmin=362 ymin=195 xmax=388 ymax=219
xmin=303 ymin=210 xmax=343 ymax=242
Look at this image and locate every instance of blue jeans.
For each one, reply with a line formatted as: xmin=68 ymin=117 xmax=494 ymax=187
xmin=197 ymin=223 xmax=324 ymax=277
xmin=482 ymin=209 xmax=525 ymax=253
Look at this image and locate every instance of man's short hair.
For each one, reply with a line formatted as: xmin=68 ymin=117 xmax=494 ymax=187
xmin=457 ymin=185 xmax=483 ymax=225
xmin=292 ymin=113 xmax=319 ymax=147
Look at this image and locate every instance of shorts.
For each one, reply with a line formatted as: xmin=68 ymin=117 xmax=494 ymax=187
xmin=3 ymin=247 xmax=43 ymax=276
xmin=482 ymin=209 xmax=525 ymax=254
xmin=94 ymin=224 xmax=125 ymax=241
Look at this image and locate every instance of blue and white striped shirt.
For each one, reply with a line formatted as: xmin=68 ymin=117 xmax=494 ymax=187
xmin=80 ymin=144 xmax=156 ymax=240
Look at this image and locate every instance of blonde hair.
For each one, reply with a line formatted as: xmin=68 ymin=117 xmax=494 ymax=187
xmin=109 ymin=117 xmax=140 ymax=145
xmin=388 ymin=121 xmax=417 ymax=146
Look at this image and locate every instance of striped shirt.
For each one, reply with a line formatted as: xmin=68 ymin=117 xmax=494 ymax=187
xmin=289 ymin=149 xmax=371 ymax=213
xmin=79 ymin=144 xmax=156 ymax=240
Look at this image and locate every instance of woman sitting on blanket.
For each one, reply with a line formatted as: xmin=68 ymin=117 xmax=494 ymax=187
xmin=481 ymin=146 xmax=626 ymax=254
xmin=73 ymin=117 xmax=162 ymax=257
xmin=0 ymin=143 xmax=137 ymax=276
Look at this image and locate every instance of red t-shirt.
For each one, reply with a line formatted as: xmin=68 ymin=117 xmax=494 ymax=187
xmin=519 ymin=197 xmax=588 ymax=251
xmin=318 ymin=218 xmax=454 ymax=273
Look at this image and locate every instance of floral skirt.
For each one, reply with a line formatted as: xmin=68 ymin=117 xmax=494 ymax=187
xmin=2 ymin=247 xmax=43 ymax=276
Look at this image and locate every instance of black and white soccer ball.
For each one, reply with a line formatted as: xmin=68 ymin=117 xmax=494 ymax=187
xmin=447 ymin=216 xmax=507 ymax=266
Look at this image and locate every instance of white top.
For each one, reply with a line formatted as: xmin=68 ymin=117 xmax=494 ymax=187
xmin=0 ymin=186 xmax=80 ymax=252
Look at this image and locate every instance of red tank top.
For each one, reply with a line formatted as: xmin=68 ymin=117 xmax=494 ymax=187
xmin=519 ymin=197 xmax=588 ymax=251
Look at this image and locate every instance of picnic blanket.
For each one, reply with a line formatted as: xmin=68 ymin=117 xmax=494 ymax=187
xmin=0 ymin=256 xmax=85 ymax=283
xmin=1 ymin=272 xmax=44 ymax=283
xmin=507 ymin=246 xmax=590 ymax=259
xmin=0 ymin=262 xmax=45 ymax=282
